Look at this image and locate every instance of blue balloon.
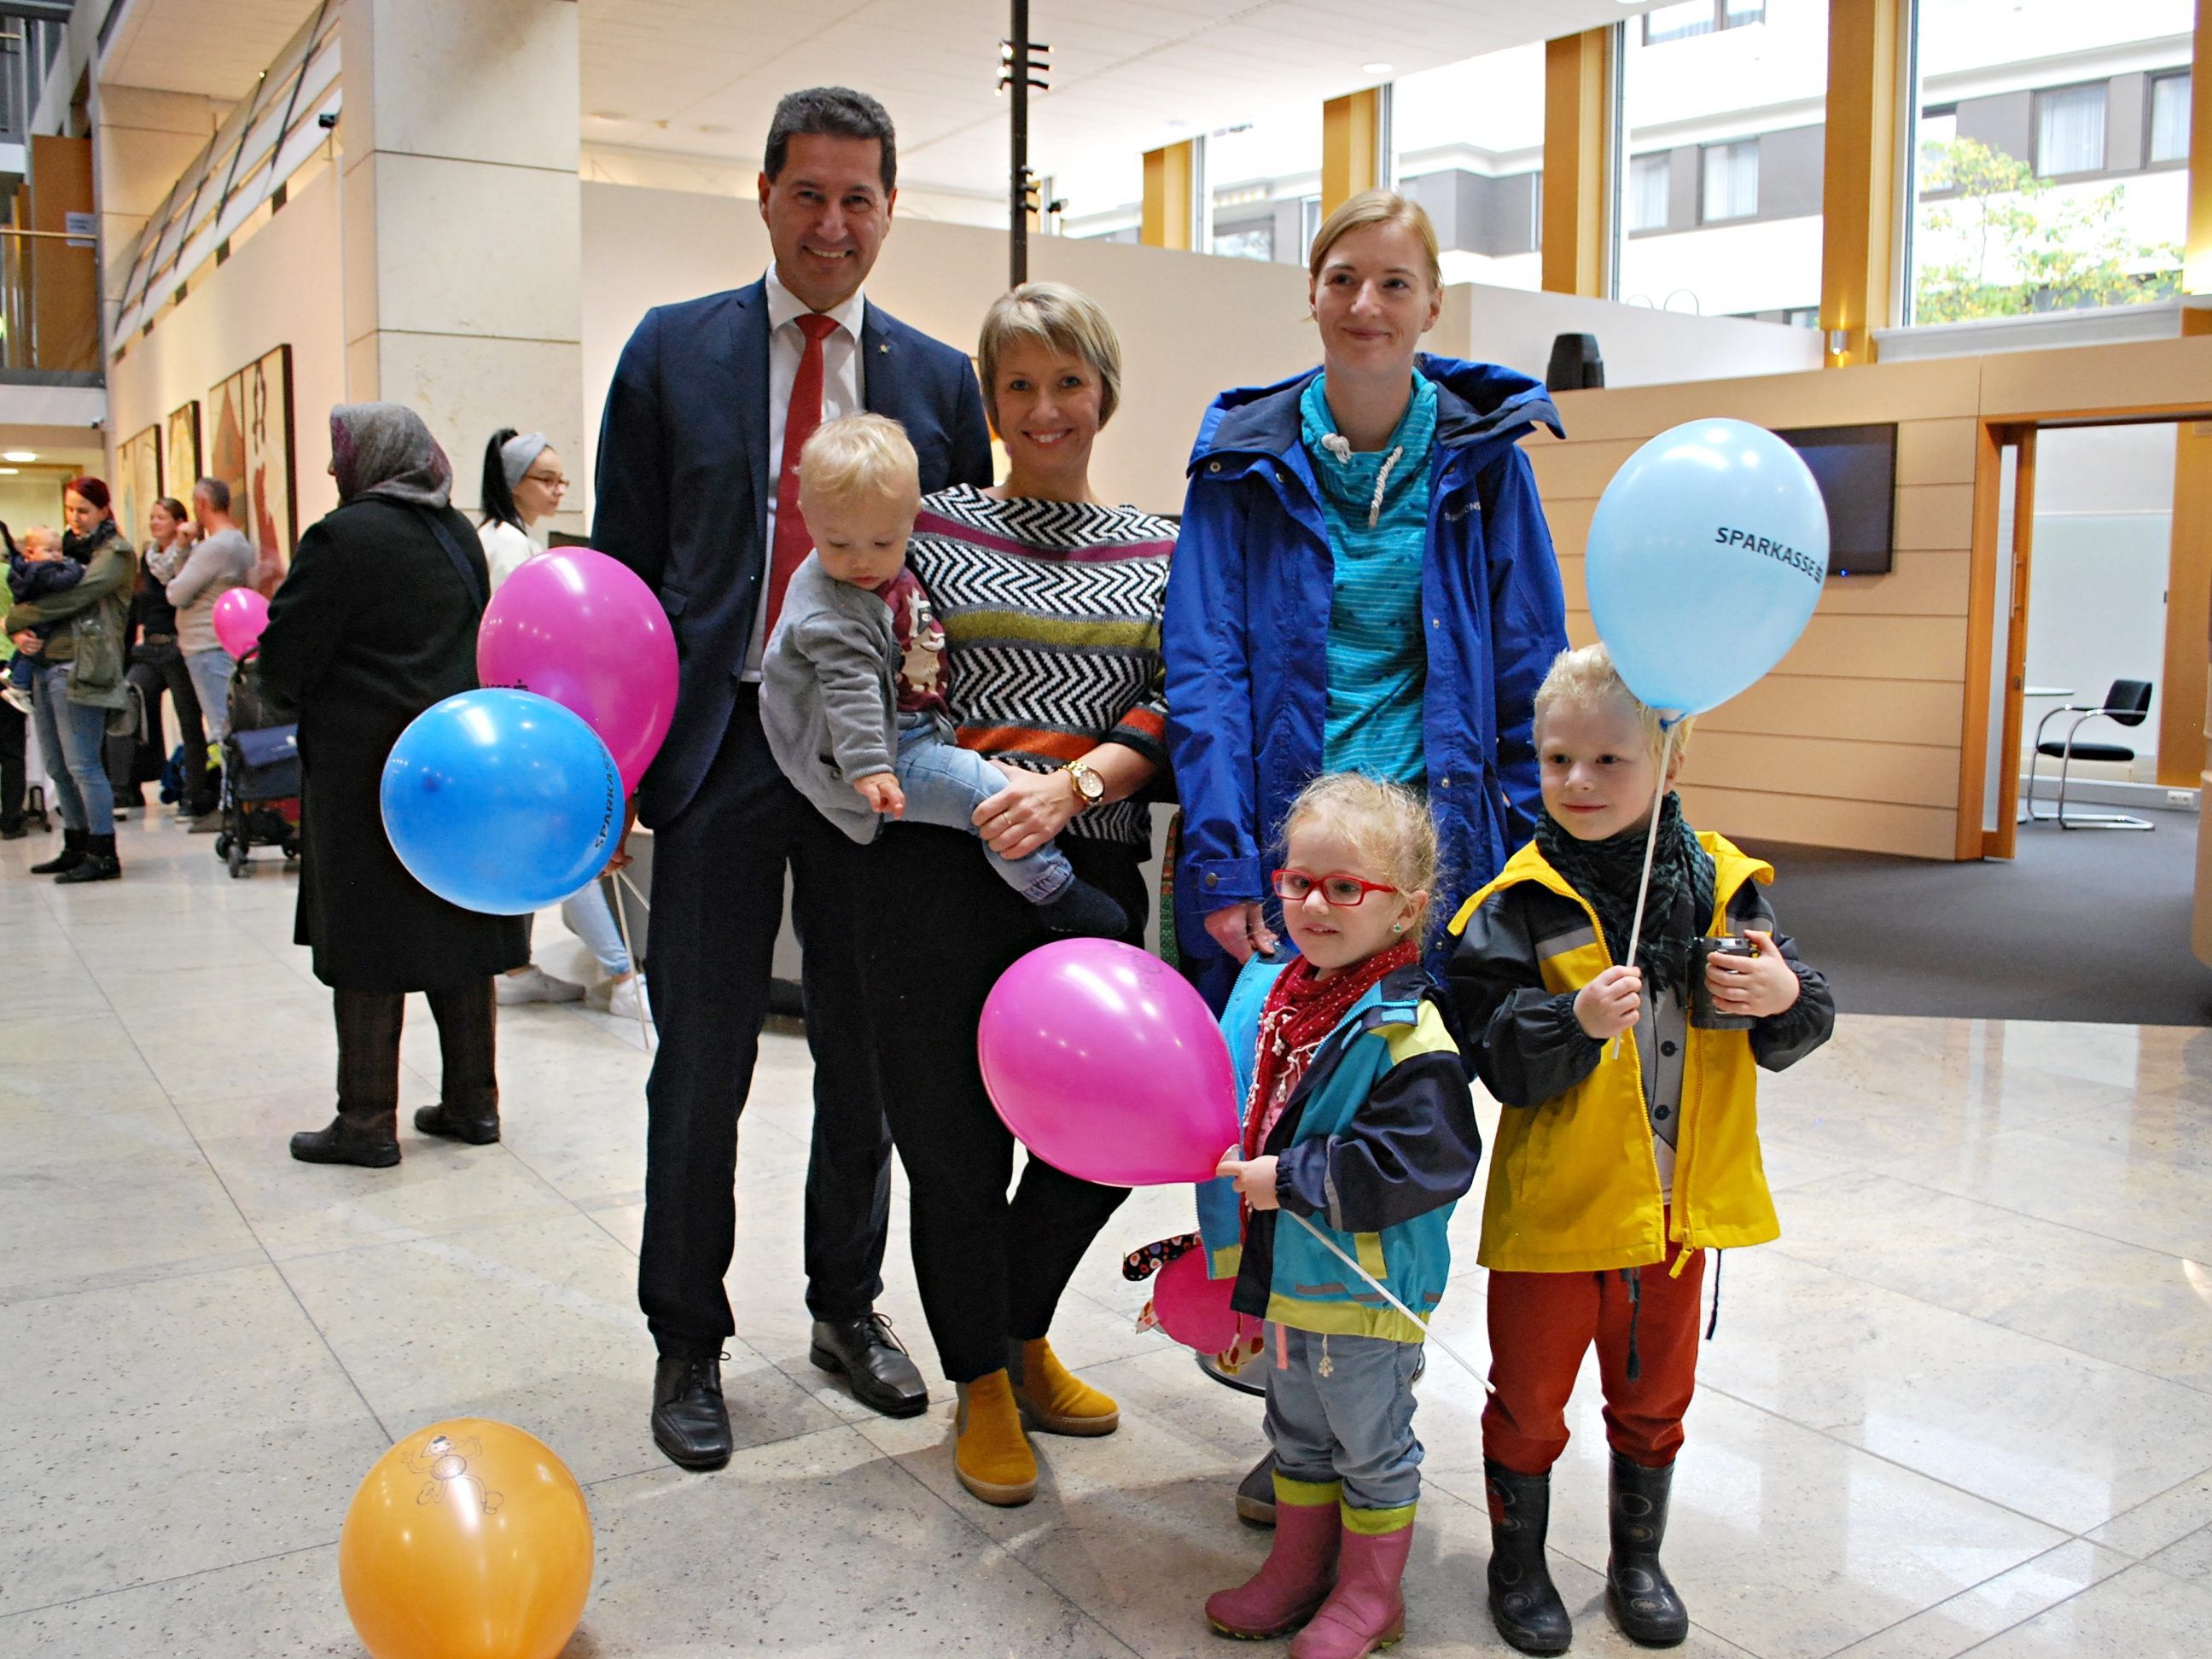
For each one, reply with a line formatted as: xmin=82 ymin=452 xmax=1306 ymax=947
xmin=380 ymin=689 xmax=622 ymax=916
xmin=1584 ymin=418 xmax=1830 ymax=716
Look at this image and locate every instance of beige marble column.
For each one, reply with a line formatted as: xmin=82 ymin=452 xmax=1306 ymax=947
xmin=339 ymin=0 xmax=583 ymax=537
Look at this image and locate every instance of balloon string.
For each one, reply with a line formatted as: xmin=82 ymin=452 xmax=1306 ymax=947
xmin=1613 ymin=720 xmax=1681 ymax=1062
xmin=1283 ymin=1211 xmax=1493 ymax=1394
xmin=611 ymin=868 xmax=654 ymax=1051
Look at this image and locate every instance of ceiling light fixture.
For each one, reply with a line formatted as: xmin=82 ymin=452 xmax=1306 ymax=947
xmin=2 ymin=450 xmax=35 ymax=462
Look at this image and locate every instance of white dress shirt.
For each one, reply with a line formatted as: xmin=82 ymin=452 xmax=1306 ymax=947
xmin=745 ymin=266 xmax=869 ymax=678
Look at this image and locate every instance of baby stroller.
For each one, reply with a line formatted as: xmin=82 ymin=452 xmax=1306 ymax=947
xmin=213 ymin=655 xmax=301 ymax=877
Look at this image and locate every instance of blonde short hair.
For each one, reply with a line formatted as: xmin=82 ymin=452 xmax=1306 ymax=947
xmin=18 ymin=523 xmax=59 ymax=552
xmin=797 ymin=413 xmax=919 ymax=509
xmin=1279 ymin=772 xmax=1442 ymax=928
xmin=1534 ymin=643 xmax=1695 ymax=764
xmin=976 ymin=281 xmax=1123 ymax=434
xmin=1307 ymin=188 xmax=1442 ymax=293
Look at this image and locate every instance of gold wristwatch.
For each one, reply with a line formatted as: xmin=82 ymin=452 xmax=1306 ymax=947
xmin=1062 ymin=759 xmax=1104 ymax=810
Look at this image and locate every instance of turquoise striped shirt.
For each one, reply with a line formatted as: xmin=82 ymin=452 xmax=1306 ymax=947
xmin=1301 ymin=372 xmax=1435 ymax=788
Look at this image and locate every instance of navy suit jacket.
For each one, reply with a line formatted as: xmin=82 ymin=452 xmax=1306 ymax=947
xmin=591 ymin=278 xmax=993 ymax=826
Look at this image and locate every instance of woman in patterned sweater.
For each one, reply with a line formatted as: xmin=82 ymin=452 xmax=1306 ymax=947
xmin=854 ymin=282 xmax=1173 ymax=1508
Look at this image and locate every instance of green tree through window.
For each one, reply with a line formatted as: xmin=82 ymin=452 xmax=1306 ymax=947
xmin=1913 ymin=137 xmax=2181 ymax=322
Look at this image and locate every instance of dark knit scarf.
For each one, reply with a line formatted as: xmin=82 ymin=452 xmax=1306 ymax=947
xmin=1535 ymin=791 xmax=1714 ymax=992
xmin=1243 ymin=938 xmax=1420 ymax=1161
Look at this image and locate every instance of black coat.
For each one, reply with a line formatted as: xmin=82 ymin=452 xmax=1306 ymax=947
xmin=258 ymin=496 xmax=527 ymax=991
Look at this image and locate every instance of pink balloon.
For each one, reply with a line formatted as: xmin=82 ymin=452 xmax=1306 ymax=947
xmin=212 ymin=587 xmax=270 ymax=660
xmin=1153 ymin=1248 xmax=1257 ymax=1353
xmin=477 ymin=548 xmax=677 ymax=794
xmin=977 ymin=939 xmax=1241 ymax=1186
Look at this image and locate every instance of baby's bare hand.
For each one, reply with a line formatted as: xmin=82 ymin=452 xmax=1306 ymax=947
xmin=854 ymin=773 xmax=905 ymax=818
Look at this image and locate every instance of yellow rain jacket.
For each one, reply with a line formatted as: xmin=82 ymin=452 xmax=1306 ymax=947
xmin=1447 ymin=831 xmax=1831 ymax=1275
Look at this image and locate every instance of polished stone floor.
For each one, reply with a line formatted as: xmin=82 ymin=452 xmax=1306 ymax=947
xmin=6 ymin=811 xmax=2212 ymax=1656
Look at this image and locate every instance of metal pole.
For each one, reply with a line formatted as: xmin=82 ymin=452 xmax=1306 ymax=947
xmin=1009 ymin=0 xmax=1028 ymax=288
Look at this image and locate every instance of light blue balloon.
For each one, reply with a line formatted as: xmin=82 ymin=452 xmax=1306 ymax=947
xmin=380 ymin=689 xmax=622 ymax=916
xmin=1585 ymin=418 xmax=1830 ymax=716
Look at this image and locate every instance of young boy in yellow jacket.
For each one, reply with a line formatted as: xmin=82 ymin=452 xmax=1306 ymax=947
xmin=1447 ymin=643 xmax=1833 ymax=1654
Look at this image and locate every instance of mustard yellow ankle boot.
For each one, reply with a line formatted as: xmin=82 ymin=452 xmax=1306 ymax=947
xmin=1010 ymin=1336 xmax=1121 ymax=1436
xmin=955 ymin=1370 xmax=1038 ymax=1506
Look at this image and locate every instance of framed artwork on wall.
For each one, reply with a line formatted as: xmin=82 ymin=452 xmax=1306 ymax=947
xmin=208 ymin=343 xmax=296 ymax=596
xmin=166 ymin=401 xmax=201 ymax=498
xmin=118 ymin=424 xmax=161 ymax=550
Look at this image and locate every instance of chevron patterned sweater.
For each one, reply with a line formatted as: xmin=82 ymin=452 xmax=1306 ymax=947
xmin=907 ymin=484 xmax=1174 ymax=850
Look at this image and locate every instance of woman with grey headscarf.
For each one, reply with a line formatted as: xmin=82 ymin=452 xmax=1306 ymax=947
xmin=260 ymin=403 xmax=528 ymax=1169
xmin=474 ymin=424 xmax=648 ymax=1018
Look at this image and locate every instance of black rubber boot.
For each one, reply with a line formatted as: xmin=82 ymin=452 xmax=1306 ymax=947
xmin=290 ymin=1101 xmax=401 ymax=1167
xmin=1034 ymin=875 xmax=1127 ymax=938
xmin=30 ymin=826 xmax=85 ymax=875
xmin=1487 ymin=1460 xmax=1573 ymax=1655
xmin=54 ymin=831 xmax=120 ymax=884
xmin=1608 ymin=1452 xmax=1690 ymax=1646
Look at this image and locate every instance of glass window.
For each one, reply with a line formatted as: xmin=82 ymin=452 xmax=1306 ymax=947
xmin=1211 ymin=224 xmax=1273 ymax=261
xmin=1645 ymin=3 xmax=1717 ymax=44
xmin=2149 ymin=73 xmax=2191 ymax=166
xmin=1629 ymin=154 xmax=1672 ymax=232
xmin=1726 ymin=0 xmax=1768 ymax=20
xmin=1701 ymin=141 xmax=1759 ymax=221
xmin=1918 ymin=105 xmax=1958 ymax=189
xmin=1908 ymin=1 xmax=2190 ymax=324
xmin=2035 ymin=83 xmax=2107 ymax=177
xmin=1392 ymin=42 xmax=1544 ymax=289
xmin=1615 ymin=0 xmax=1825 ymax=317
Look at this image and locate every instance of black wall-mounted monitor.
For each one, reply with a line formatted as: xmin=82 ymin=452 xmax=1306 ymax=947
xmin=1773 ymin=422 xmax=1898 ymax=576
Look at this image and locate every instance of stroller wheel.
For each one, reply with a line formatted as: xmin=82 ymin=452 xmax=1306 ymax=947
xmin=227 ymin=840 xmax=247 ymax=878
xmin=212 ymin=832 xmax=231 ymax=858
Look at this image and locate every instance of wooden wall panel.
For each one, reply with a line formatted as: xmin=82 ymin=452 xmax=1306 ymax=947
xmin=1676 ymin=731 xmax=1960 ymax=809
xmin=1694 ymin=674 xmax=1966 ymax=747
xmin=1675 ymin=785 xmax=1960 ymax=859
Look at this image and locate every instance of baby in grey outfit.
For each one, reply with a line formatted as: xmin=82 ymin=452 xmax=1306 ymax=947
xmin=761 ymin=414 xmax=1125 ymax=939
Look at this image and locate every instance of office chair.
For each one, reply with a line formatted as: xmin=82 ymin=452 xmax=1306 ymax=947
xmin=2024 ymin=678 xmax=2155 ymax=830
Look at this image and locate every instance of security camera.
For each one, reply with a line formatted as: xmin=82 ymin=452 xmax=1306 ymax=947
xmin=317 ymin=111 xmax=338 ymax=130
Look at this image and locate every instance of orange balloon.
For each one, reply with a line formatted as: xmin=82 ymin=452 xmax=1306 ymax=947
xmin=339 ymin=1418 xmax=594 ymax=1659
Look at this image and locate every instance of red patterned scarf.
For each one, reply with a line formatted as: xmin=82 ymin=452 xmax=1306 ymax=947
xmin=1243 ymin=940 xmax=1420 ymax=1160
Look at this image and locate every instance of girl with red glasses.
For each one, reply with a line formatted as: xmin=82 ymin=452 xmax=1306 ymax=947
xmin=1202 ymin=772 xmax=1480 ymax=1658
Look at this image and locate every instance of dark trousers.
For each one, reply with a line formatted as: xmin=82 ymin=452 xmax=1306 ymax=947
xmin=859 ymin=823 xmax=1139 ymax=1383
xmin=334 ymin=980 xmax=498 ymax=1116
xmin=0 ymin=695 xmax=23 ymax=824
xmin=1482 ymin=1225 xmax=1707 ymax=1476
xmin=637 ymin=690 xmax=891 ymax=1352
xmin=107 ymin=641 xmax=208 ymax=808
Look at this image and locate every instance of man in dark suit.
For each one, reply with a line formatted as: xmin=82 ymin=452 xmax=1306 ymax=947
xmin=592 ymin=86 xmax=993 ymax=1470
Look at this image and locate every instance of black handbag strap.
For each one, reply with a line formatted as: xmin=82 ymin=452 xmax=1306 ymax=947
xmin=415 ymin=505 xmax=487 ymax=612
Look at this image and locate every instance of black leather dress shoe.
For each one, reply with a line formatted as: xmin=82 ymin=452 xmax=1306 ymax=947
xmin=808 ymin=1312 xmax=928 ymax=1417
xmin=652 ymin=1349 xmax=732 ymax=1470
xmin=414 ymin=1103 xmax=500 ymax=1144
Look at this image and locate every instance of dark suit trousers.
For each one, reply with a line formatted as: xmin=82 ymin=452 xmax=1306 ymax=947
xmin=857 ymin=824 xmax=1138 ymax=1383
xmin=637 ymin=687 xmax=891 ymax=1351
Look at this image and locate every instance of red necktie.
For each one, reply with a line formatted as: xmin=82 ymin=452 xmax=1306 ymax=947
xmin=764 ymin=311 xmax=842 ymax=644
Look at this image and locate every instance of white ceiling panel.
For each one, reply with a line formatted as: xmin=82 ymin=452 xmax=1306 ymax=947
xmin=101 ymin=0 xmax=321 ymax=100
xmin=581 ymin=0 xmax=1667 ymax=197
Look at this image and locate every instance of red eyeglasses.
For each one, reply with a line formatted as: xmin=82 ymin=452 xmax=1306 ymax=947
xmin=1272 ymin=868 xmax=1400 ymax=908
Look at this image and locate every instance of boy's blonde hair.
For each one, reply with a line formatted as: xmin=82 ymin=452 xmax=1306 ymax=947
xmin=797 ymin=413 xmax=920 ymax=509
xmin=1307 ymin=188 xmax=1442 ymax=294
xmin=1280 ymin=772 xmax=1441 ymax=924
xmin=18 ymin=524 xmax=60 ymax=556
xmin=976 ymin=281 xmax=1123 ymax=434
xmin=1534 ymin=643 xmax=1695 ymax=764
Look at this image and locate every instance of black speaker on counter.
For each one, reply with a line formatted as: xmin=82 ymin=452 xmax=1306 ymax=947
xmin=1545 ymin=333 xmax=1605 ymax=392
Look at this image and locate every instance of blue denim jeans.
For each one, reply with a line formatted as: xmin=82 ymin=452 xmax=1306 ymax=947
xmin=1264 ymin=1323 xmax=1425 ymax=1512
xmin=185 ymin=647 xmax=236 ymax=741
xmin=562 ymin=881 xmax=632 ymax=977
xmin=26 ymin=655 xmax=115 ymax=835
xmin=892 ymin=715 xmax=1072 ymax=905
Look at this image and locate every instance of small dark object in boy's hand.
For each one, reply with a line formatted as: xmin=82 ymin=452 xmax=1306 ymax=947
xmin=1700 ymin=930 xmax=1800 ymax=1021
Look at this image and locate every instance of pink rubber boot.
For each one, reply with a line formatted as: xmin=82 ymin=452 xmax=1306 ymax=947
xmin=1205 ymin=1476 xmax=1342 ymax=1638
xmin=1288 ymin=1507 xmax=1415 ymax=1658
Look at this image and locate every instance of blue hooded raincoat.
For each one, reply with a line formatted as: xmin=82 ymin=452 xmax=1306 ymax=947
xmin=1163 ymin=354 xmax=1569 ymax=987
